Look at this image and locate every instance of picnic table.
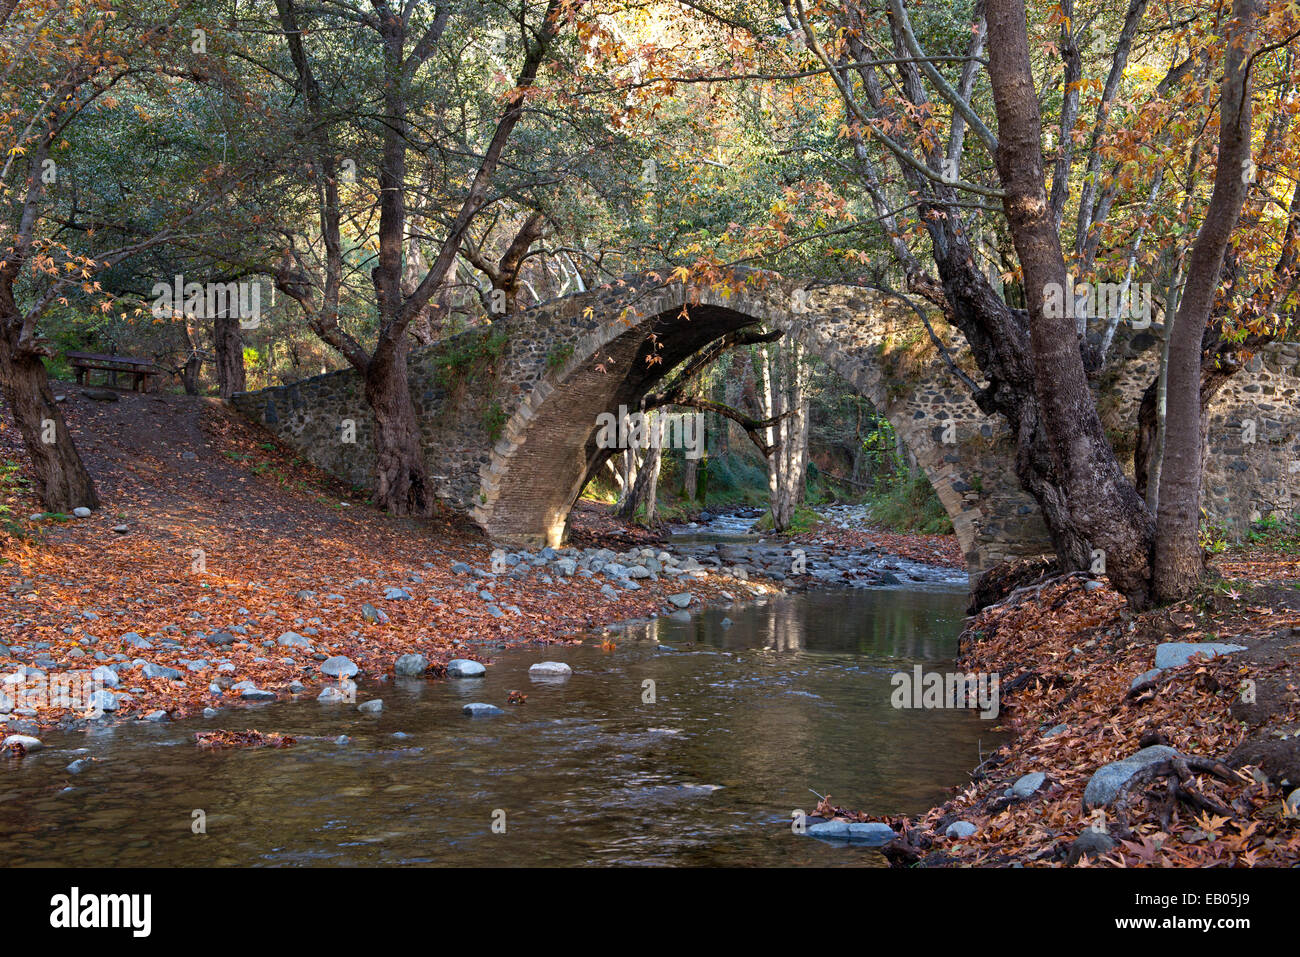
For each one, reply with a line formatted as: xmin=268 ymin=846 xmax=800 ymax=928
xmin=66 ymin=352 xmax=161 ymax=393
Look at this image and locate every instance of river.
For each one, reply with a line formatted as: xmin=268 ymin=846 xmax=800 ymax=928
xmin=0 ymin=574 xmax=993 ymax=866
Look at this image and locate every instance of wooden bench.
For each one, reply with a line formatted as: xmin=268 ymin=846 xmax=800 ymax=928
xmin=66 ymin=352 xmax=161 ymax=393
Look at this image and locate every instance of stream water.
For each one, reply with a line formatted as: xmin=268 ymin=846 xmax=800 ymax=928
xmin=0 ymin=580 xmax=994 ymax=866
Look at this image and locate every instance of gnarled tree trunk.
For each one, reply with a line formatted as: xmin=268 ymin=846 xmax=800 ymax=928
xmin=0 ymin=322 xmax=99 ymax=512
xmin=363 ymin=342 xmax=430 ymax=517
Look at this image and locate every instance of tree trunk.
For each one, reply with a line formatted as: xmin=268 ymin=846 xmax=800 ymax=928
xmin=1152 ymin=0 xmax=1258 ymax=602
xmin=0 ymin=332 xmax=99 ymax=512
xmin=181 ymin=352 xmax=203 ymax=395
xmin=985 ymin=0 xmax=1156 ymax=605
xmin=213 ymin=313 xmax=246 ymax=401
xmin=363 ymin=343 xmax=431 ymax=516
xmin=683 ymin=455 xmax=698 ymax=501
xmin=758 ymin=339 xmax=809 ymax=532
xmin=618 ymin=416 xmax=661 ymax=523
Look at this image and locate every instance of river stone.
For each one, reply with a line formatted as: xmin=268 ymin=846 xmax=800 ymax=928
xmin=91 ymin=665 xmax=119 ymax=689
xmin=88 ymin=689 xmax=118 ymax=711
xmin=3 ymin=734 xmax=43 ymax=752
xmin=463 ymin=702 xmax=504 ymax=717
xmin=142 ymin=709 xmax=169 ymax=721
xmin=1083 ymin=745 xmax=1182 ymax=809
xmin=72 ymin=507 xmax=92 ymax=518
xmin=277 ymin=631 xmax=311 ymax=647
xmin=322 ymin=656 xmax=359 ymax=678
xmin=667 ymin=593 xmax=693 ymax=608
xmin=1011 ymin=771 xmax=1047 ymax=799
xmin=554 ymin=558 xmax=577 ymax=577
xmin=1153 ymin=642 xmax=1247 ymax=670
xmin=1130 ymin=668 xmax=1162 ymax=690
xmin=241 ymin=688 xmax=276 ymax=701
xmin=394 ymin=654 xmax=429 ymax=676
xmin=121 ymin=632 xmax=153 ymax=649
xmin=1043 ymin=723 xmax=1068 ymax=738
xmin=446 ymin=658 xmax=485 ymax=678
xmin=142 ymin=663 xmax=182 ymax=681
xmin=945 ymin=820 xmax=978 ymax=840
xmin=358 ymin=699 xmax=383 ymax=713
xmin=205 ymin=630 xmax=237 ymax=647
xmin=317 ymin=686 xmax=349 ymax=703
xmin=529 ymin=661 xmax=572 ymax=677
xmin=67 ymin=758 xmax=93 ymax=773
xmin=1286 ymin=788 xmax=1300 ymax=817
xmin=203 ymin=708 xmax=219 ymax=718
xmin=383 ymin=587 xmax=411 ymax=601
xmin=806 ymin=820 xmax=896 ymax=844
xmin=1067 ymin=830 xmax=1117 ymax=864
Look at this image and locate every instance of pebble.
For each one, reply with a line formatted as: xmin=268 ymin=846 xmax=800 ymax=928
xmin=358 ymin=699 xmax=383 ymax=713
xmin=463 ymin=703 xmax=504 ymax=717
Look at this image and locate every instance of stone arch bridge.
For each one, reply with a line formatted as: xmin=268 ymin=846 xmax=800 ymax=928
xmin=232 ymin=272 xmax=1300 ymax=581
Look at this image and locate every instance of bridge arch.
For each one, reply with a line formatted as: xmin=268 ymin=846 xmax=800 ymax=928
xmin=471 ymin=278 xmax=1010 ymax=571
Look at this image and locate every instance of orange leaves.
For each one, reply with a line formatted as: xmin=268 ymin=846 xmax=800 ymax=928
xmin=195 ymin=729 xmax=296 ymax=750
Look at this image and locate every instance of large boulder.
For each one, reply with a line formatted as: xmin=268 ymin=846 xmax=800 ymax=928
xmin=1083 ymin=745 xmax=1181 ymax=809
xmin=806 ymin=820 xmax=896 ymax=844
xmin=1153 ymin=642 xmax=1247 ymax=670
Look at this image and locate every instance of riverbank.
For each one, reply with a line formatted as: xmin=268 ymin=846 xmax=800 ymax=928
xmin=825 ymin=548 xmax=1300 ymax=867
xmin=0 ymin=388 xmax=955 ymax=739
